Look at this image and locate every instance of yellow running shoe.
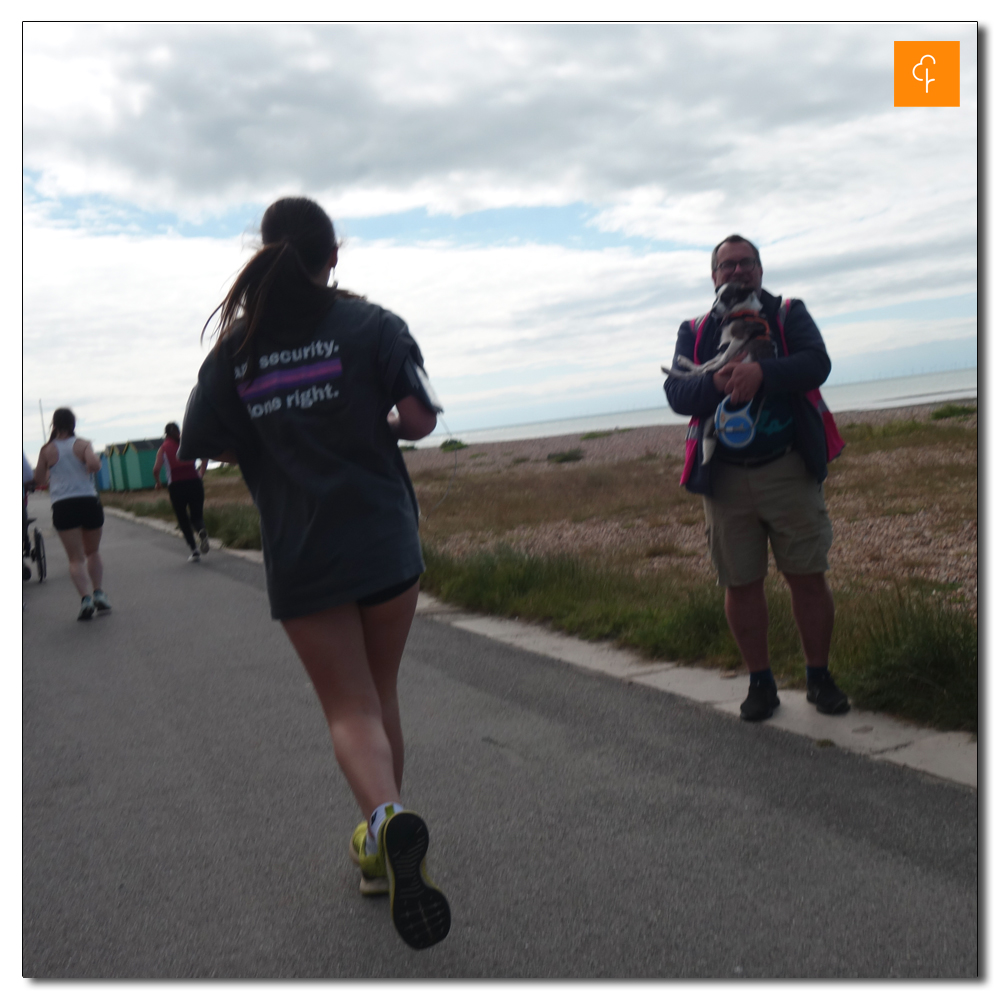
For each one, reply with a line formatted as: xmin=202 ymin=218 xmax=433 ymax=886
xmin=381 ymin=811 xmax=451 ymax=950
xmin=349 ymin=821 xmax=388 ymax=896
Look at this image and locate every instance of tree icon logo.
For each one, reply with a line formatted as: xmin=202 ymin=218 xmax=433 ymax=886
xmin=894 ymin=42 xmax=960 ymax=107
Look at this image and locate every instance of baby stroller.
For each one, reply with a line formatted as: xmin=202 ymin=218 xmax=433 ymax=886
xmin=23 ymin=483 xmax=46 ymax=583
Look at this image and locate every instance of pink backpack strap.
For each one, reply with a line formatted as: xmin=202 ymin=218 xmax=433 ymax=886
xmin=775 ymin=297 xmax=845 ymax=462
xmin=678 ymin=313 xmax=711 ymax=484
xmin=680 ymin=417 xmax=702 ymax=485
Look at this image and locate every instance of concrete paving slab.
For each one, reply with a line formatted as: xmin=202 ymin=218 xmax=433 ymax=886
xmin=766 ymin=693 xmax=929 ymax=755
xmin=449 ymin=613 xmax=669 ymax=679
xmin=878 ymin=731 xmax=978 ymax=788
xmin=632 ymin=665 xmax=749 ymax=704
xmin=417 ymin=594 xmax=977 ymax=790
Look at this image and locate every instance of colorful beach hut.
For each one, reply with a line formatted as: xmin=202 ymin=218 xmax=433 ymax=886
xmin=104 ymin=438 xmax=165 ymax=491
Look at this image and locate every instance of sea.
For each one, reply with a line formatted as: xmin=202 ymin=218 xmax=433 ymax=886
xmin=419 ymin=368 xmax=978 ymax=449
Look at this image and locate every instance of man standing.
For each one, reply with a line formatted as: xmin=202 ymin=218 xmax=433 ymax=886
xmin=665 ymin=235 xmax=848 ymax=722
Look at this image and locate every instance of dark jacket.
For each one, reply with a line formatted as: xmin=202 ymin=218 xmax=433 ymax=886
xmin=664 ymin=289 xmax=833 ymax=495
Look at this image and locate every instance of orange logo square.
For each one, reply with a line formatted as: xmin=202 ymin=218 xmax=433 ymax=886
xmin=894 ymin=41 xmax=960 ymax=107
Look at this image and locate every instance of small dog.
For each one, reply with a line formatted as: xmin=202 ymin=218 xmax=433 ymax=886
xmin=662 ymin=283 xmax=774 ymax=380
xmin=664 ymin=283 xmax=777 ymax=466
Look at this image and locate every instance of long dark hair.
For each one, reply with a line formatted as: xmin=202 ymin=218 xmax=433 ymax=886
xmin=49 ymin=407 xmax=76 ymax=442
xmin=203 ymin=197 xmax=360 ymax=380
xmin=164 ymin=422 xmax=181 ymax=442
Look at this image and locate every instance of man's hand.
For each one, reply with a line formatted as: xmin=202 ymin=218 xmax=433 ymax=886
xmin=724 ymin=362 xmax=764 ymax=404
xmin=712 ymin=361 xmax=741 ymax=394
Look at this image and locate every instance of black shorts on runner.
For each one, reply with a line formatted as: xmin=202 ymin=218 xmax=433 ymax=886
xmin=52 ymin=496 xmax=105 ymax=532
xmin=357 ymin=575 xmax=421 ymax=607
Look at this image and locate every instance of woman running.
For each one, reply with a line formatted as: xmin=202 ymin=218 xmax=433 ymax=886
xmin=152 ymin=423 xmax=209 ymax=562
xmin=178 ymin=196 xmax=449 ymax=950
xmin=33 ymin=408 xmax=111 ymax=620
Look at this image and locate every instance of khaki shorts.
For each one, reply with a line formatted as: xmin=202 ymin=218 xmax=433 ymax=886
xmin=702 ymin=450 xmax=833 ymax=587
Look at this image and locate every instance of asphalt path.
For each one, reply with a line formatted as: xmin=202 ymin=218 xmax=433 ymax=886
xmin=23 ymin=495 xmax=978 ymax=978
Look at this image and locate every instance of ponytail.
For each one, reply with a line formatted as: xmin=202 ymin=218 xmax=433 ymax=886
xmin=202 ymin=197 xmax=362 ymax=382
xmin=49 ymin=407 xmax=76 ymax=442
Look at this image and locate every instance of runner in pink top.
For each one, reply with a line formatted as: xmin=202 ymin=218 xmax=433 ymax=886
xmin=153 ymin=423 xmax=209 ymax=562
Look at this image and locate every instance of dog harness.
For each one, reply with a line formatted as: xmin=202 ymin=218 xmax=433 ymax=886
xmin=679 ymin=298 xmax=845 ymax=485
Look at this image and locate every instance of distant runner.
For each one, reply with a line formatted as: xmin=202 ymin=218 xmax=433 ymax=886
xmin=179 ymin=196 xmax=449 ymax=950
xmin=152 ymin=422 xmax=210 ymax=562
xmin=33 ymin=408 xmax=111 ymax=621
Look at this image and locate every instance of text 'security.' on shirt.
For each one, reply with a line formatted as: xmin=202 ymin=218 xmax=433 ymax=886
xmin=179 ymin=297 xmax=427 ymax=620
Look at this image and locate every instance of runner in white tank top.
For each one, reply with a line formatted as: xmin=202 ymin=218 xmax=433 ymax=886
xmin=34 ymin=408 xmax=111 ymax=620
xmin=47 ymin=437 xmax=98 ymax=502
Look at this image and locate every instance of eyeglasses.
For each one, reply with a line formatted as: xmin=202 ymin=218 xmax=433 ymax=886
xmin=715 ymin=257 xmax=758 ymax=275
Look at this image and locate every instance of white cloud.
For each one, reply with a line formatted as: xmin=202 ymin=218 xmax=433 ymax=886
xmin=22 ymin=223 xmax=705 ymax=457
xmin=823 ymin=316 xmax=976 ymax=360
xmin=21 ymin=22 xmax=978 ymax=455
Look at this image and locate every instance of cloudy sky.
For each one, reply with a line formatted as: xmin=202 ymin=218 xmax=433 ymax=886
xmin=21 ymin=21 xmax=978 ymax=458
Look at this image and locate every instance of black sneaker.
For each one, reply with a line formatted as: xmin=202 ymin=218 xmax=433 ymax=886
xmin=740 ymin=681 xmax=780 ymax=722
xmin=807 ymin=673 xmax=850 ymax=715
xmin=381 ymin=811 xmax=451 ymax=950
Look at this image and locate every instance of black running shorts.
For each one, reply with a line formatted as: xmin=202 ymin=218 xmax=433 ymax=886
xmin=52 ymin=496 xmax=105 ymax=532
xmin=357 ymin=575 xmax=421 ymax=607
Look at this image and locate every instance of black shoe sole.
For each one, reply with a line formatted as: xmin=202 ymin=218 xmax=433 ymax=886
xmin=383 ymin=812 xmax=451 ymax=950
xmin=77 ymin=607 xmax=94 ymax=621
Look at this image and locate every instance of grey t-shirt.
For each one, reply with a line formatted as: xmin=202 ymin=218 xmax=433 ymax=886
xmin=179 ymin=296 xmax=426 ymax=620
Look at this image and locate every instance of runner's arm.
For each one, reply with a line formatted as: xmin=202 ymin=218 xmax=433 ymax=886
xmin=389 ymin=396 xmax=437 ymax=441
xmin=152 ymin=446 xmax=165 ymax=489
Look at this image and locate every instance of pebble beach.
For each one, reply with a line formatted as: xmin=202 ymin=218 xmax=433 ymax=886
xmin=404 ymin=400 xmax=978 ymax=611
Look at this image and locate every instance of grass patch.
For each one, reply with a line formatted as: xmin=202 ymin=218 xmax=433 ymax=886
xmin=109 ymin=497 xmax=175 ymax=521
xmin=422 ymin=545 xmax=740 ymax=665
xmin=441 ymin=439 xmax=468 ymax=452
xmin=103 ymin=493 xmax=261 ymax=549
xmin=932 ymin=403 xmax=977 ymax=420
xmin=421 ymin=545 xmax=977 ymax=732
xmin=839 ymin=418 xmax=976 ymax=456
xmin=201 ymin=503 xmax=261 ymax=549
xmin=548 ymin=449 xmax=584 ymax=463
xmin=645 ymin=542 xmax=697 ymax=558
xmin=580 ymin=431 xmax=613 ymax=440
xmin=831 ymin=585 xmax=978 ymax=732
xmin=399 ymin=444 xmax=416 ymax=451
